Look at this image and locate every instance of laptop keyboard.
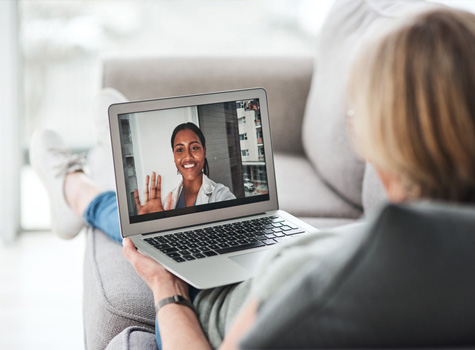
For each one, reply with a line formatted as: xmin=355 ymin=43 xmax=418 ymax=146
xmin=143 ymin=216 xmax=306 ymax=263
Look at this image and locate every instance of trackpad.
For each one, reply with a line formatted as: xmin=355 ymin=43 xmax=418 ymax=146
xmin=229 ymin=250 xmax=266 ymax=272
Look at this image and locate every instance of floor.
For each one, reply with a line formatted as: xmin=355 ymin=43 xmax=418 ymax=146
xmin=0 ymin=230 xmax=86 ymax=350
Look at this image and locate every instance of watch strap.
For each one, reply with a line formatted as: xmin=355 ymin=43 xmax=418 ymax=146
xmin=155 ymin=295 xmax=195 ymax=314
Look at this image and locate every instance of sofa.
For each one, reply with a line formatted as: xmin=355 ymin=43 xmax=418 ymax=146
xmin=82 ymin=1 xmax=440 ymax=348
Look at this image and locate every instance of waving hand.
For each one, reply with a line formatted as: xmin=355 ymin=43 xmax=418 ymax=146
xmin=134 ymin=172 xmax=172 ymax=215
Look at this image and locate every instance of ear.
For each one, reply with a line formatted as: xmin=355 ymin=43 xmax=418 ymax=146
xmin=373 ymin=165 xmax=406 ymax=203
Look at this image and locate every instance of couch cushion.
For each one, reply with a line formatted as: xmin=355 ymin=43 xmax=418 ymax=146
xmin=83 ymin=229 xmax=155 ymax=350
xmin=105 ymin=326 xmax=157 ymax=350
xmin=103 ymin=56 xmax=313 ymax=155
xmin=362 ymin=163 xmax=387 ymax=216
xmin=274 ymin=152 xmax=362 ymax=219
xmin=302 ymin=0 xmax=437 ymax=210
xmin=240 ymin=201 xmax=475 ymax=348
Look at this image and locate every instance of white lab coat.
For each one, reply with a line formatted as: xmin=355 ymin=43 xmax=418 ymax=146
xmin=163 ymin=174 xmax=236 ymax=209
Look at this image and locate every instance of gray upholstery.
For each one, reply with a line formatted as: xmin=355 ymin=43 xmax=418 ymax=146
xmin=105 ymin=327 xmax=158 ymax=350
xmin=103 ymin=56 xmax=313 ymax=155
xmin=362 ymin=163 xmax=388 ymax=216
xmin=83 ymin=229 xmax=155 ymax=350
xmin=303 ymin=0 xmax=437 ymax=210
xmin=274 ymin=153 xmax=361 ymax=219
xmin=240 ymin=202 xmax=475 ymax=349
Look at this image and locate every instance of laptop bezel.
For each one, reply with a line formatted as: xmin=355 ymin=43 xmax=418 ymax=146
xmin=108 ymin=88 xmax=278 ymax=238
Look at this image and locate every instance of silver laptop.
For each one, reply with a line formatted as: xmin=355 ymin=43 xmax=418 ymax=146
xmin=108 ymin=88 xmax=318 ymax=289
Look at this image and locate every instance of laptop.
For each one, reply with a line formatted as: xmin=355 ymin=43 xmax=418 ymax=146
xmin=108 ymin=88 xmax=318 ymax=289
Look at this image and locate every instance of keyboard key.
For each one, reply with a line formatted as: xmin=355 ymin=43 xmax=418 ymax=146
xmin=161 ymin=247 xmax=178 ymax=254
xmin=183 ymin=255 xmax=196 ymax=261
xmin=152 ymin=243 xmax=171 ymax=250
xmin=173 ymin=257 xmax=185 ymax=263
xmin=166 ymin=252 xmax=181 ymax=258
xmin=203 ymin=251 xmax=218 ymax=257
xmin=263 ymin=239 xmax=277 ymax=245
xmin=194 ymin=253 xmax=206 ymax=259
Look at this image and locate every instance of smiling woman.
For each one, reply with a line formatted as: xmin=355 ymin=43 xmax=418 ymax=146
xmin=134 ymin=122 xmax=236 ymax=215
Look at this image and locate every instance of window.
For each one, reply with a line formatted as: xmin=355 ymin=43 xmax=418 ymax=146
xmin=238 ymin=116 xmax=246 ymax=125
xmin=241 ymin=149 xmax=249 ymax=157
xmin=19 ymin=0 xmax=335 ymax=231
xmin=256 ymin=130 xmax=263 ymax=140
xmin=239 ymin=133 xmax=248 ymax=141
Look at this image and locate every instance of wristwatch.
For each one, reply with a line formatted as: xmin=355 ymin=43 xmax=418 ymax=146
xmin=155 ymin=295 xmax=195 ymax=314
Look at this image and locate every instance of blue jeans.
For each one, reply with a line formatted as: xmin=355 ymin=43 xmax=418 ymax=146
xmin=83 ymin=191 xmax=200 ymax=349
xmin=83 ymin=191 xmax=122 ymax=242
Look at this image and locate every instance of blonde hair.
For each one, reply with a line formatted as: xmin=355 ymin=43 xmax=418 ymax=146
xmin=348 ymin=8 xmax=475 ymax=203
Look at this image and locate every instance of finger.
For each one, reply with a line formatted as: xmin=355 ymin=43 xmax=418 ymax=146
xmin=134 ymin=189 xmax=142 ymax=210
xmin=165 ymin=192 xmax=173 ymax=211
xmin=157 ymin=175 xmax=162 ymax=199
xmin=144 ymin=175 xmax=150 ymax=202
xmin=150 ymin=172 xmax=157 ymax=199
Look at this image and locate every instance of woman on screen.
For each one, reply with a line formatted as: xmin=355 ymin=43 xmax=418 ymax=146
xmin=134 ymin=122 xmax=236 ymax=215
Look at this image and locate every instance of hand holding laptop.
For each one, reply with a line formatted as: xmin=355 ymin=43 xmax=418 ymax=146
xmin=122 ymin=237 xmax=190 ymax=299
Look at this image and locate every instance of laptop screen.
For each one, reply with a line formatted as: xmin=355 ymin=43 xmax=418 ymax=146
xmin=109 ymin=89 xmax=279 ymax=236
xmin=117 ymin=98 xmax=270 ymax=224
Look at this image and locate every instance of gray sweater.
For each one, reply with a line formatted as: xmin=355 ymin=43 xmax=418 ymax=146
xmin=193 ymin=223 xmax=366 ymax=348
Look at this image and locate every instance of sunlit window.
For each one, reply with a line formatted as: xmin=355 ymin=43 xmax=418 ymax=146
xmin=20 ymin=0 xmax=335 ymax=230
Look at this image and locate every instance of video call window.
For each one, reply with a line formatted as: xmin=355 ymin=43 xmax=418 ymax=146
xmin=118 ymin=99 xmax=269 ymax=223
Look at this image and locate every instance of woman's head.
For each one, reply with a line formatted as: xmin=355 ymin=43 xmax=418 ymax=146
xmin=171 ymin=123 xmax=209 ymax=179
xmin=348 ymin=8 xmax=475 ymax=203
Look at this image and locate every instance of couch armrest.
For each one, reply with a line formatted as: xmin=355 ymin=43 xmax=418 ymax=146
xmin=102 ymin=56 xmax=313 ymax=154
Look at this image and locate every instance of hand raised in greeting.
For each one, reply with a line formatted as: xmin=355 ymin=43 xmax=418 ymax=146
xmin=134 ymin=172 xmax=172 ymax=215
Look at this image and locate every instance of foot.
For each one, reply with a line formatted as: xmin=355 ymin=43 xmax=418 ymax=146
xmin=30 ymin=129 xmax=85 ymax=239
